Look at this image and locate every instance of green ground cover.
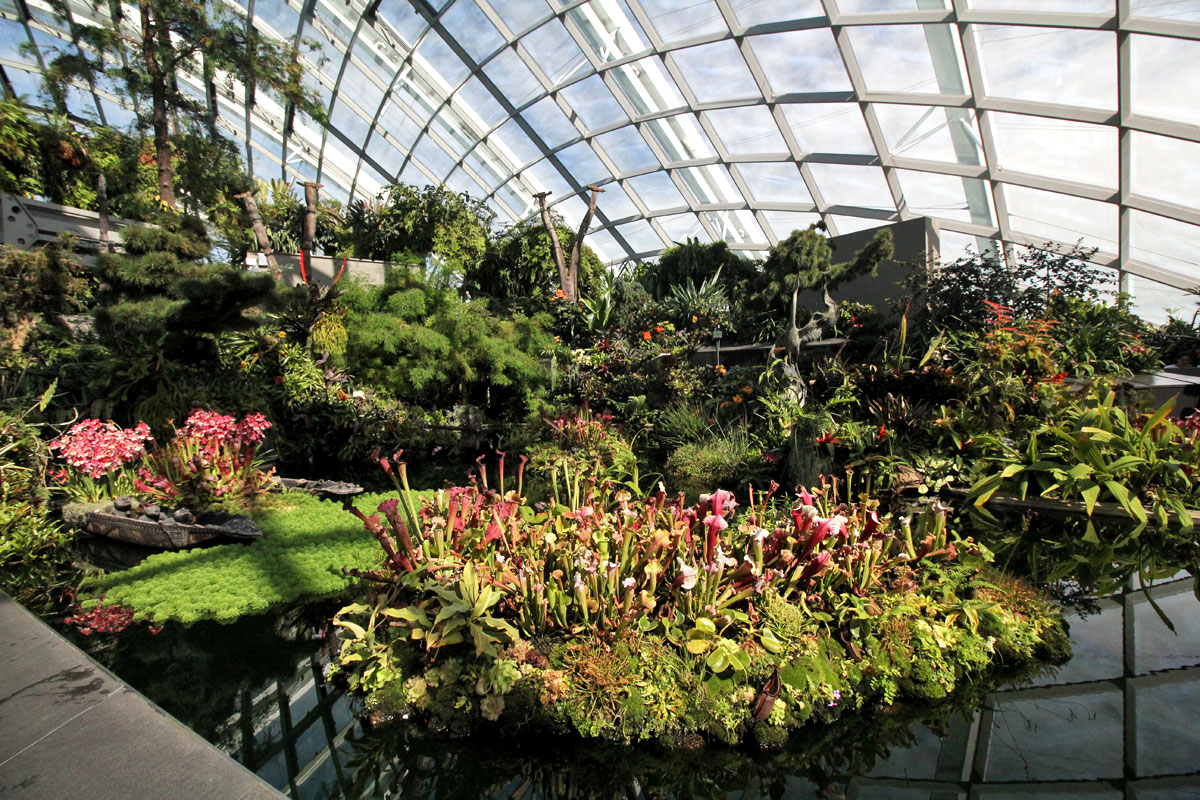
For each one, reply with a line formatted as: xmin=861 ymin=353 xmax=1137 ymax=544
xmin=82 ymin=491 xmax=427 ymax=624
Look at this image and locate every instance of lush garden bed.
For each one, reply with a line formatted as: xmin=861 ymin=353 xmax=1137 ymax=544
xmin=329 ymin=460 xmax=1069 ymax=746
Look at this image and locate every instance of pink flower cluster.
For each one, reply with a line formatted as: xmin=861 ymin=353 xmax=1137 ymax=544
xmin=49 ymin=419 xmax=153 ymax=479
xmin=177 ymin=409 xmax=271 ymax=446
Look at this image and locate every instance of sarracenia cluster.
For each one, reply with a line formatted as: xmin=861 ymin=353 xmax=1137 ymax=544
xmin=344 ymin=455 xmax=962 ymax=653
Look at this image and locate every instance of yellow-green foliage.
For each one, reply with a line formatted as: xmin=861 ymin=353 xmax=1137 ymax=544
xmin=82 ymin=491 xmax=427 ymax=624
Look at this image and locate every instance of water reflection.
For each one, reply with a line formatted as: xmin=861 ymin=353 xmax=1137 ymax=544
xmin=206 ymin=572 xmax=1198 ymax=800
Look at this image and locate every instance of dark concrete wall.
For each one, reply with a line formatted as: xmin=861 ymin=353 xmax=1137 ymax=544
xmin=793 ymin=217 xmax=934 ymax=324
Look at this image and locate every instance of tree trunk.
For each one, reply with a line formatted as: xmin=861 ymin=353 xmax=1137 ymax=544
xmin=567 ymin=185 xmax=604 ymax=301
xmin=141 ymin=2 xmax=177 ymax=210
xmin=301 ymin=181 xmax=322 ymax=284
xmin=534 ymin=191 xmax=569 ymax=298
xmin=97 ymin=173 xmax=113 ymax=254
xmin=236 ymin=189 xmax=279 ymax=278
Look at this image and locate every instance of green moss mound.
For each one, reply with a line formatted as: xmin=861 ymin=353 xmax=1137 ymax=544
xmin=82 ymin=492 xmax=420 ymax=623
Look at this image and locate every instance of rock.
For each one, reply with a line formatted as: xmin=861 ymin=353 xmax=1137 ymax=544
xmin=112 ymin=496 xmax=133 ymax=513
xmin=172 ymin=508 xmax=195 ymax=524
xmin=141 ymin=505 xmax=161 ymax=521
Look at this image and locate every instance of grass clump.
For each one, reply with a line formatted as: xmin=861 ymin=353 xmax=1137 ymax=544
xmin=82 ymin=491 xmax=424 ymax=624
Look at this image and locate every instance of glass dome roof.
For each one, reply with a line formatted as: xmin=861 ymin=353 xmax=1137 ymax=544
xmin=2 ymin=0 xmax=1199 ymax=312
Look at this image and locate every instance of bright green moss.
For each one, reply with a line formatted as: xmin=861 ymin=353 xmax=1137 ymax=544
xmin=82 ymin=491 xmax=423 ymax=624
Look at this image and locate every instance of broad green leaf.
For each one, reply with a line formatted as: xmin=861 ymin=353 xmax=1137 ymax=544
xmin=1082 ymin=521 xmax=1101 ymax=544
xmin=686 ymin=636 xmax=712 ymax=654
xmin=693 ymin=617 xmax=716 ymax=635
xmin=1080 ymin=483 xmax=1101 ymax=516
xmin=706 ymin=649 xmax=730 ymax=672
xmin=335 ymin=620 xmax=368 ymax=639
xmin=760 ymin=627 xmax=785 ymax=654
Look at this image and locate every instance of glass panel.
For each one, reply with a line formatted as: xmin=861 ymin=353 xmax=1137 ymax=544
xmin=616 ymin=219 xmax=666 ymax=253
xmin=429 ymin=107 xmax=476 ymax=159
xmin=452 ymin=77 xmax=508 ymax=130
xmin=875 ymin=104 xmax=982 ymax=165
xmin=490 ymin=119 xmax=543 ymax=167
xmin=559 ymin=75 xmax=628 ymax=132
xmin=1131 ymin=131 xmax=1200 ymax=208
xmin=593 ymin=182 xmax=639 ymax=220
xmin=736 ymin=162 xmax=812 ymax=204
xmin=329 ymin=99 xmax=371 ymax=144
xmin=594 ymin=127 xmax=660 ymax=173
xmin=808 ymin=164 xmax=895 ymax=210
xmin=520 ymin=162 xmax=571 ymax=201
xmin=442 ymin=1 xmax=505 ymax=63
xmin=374 ymin=99 xmax=423 ymax=151
xmin=973 ymin=25 xmax=1116 ymax=111
xmin=337 ymin=60 xmax=385 ymax=120
xmin=490 ymin=0 xmax=553 ymax=35
xmin=412 ymin=136 xmax=457 ymax=180
xmin=495 ymin=177 xmax=536 ymax=218
xmin=610 ymin=57 xmax=686 ymax=115
xmin=1002 ymin=184 xmax=1119 ymax=253
xmin=1130 ymin=211 xmax=1200 ymax=281
xmin=567 ymin=0 xmax=652 ymax=63
xmin=374 ymin=2 xmax=427 ymax=49
xmin=463 ymin=145 xmax=508 ymax=190
xmin=445 ymin=166 xmax=485 ymax=197
xmin=626 ymin=172 xmax=687 ymax=210
xmin=415 ymin=30 xmax=470 ymax=87
xmin=521 ymin=19 xmax=590 ymax=85
xmin=838 ymin=0 xmax=950 ymax=9
xmin=670 ymin=40 xmax=760 ymax=104
xmin=705 ymin=209 xmax=766 ymax=244
xmin=730 ymin=0 xmax=824 ymax=26
xmin=706 ymin=107 xmax=788 ymax=155
xmin=982 ymin=693 xmax=1124 ymax=781
xmin=658 ymin=213 xmax=712 ymax=243
xmin=988 ymin=111 xmax=1116 ymax=188
xmin=677 ymin=164 xmax=744 ymax=205
xmin=522 ymin=96 xmax=579 ymax=149
xmin=895 ymin=170 xmax=993 ymax=224
xmin=747 ymin=30 xmax=853 ymax=95
xmin=781 ymin=104 xmax=874 ymax=154
xmin=761 ymin=211 xmax=822 ymax=239
xmin=583 ymin=227 xmax=623 ymax=262
xmin=255 ymin=1 xmax=300 ymax=37
xmin=847 ymin=25 xmax=966 ymax=95
xmin=1130 ymin=0 xmax=1200 ymax=22
xmin=1131 ymin=34 xmax=1200 ymax=126
xmin=366 ymin=131 xmax=406 ymax=173
xmin=966 ymin=0 xmax=1110 ymax=10
xmin=828 ymin=215 xmax=889 ymax=234
xmin=483 ymin=49 xmax=543 ymax=108
xmin=556 ymin=142 xmax=611 ymax=186
xmin=1126 ymin=274 xmax=1198 ymax=325
xmin=644 ymin=115 xmax=716 ymax=162
xmin=640 ymin=0 xmax=727 ymax=43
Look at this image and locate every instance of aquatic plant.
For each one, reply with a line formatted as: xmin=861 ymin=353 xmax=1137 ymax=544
xmin=81 ymin=491 xmax=415 ymax=624
xmin=330 ymin=456 xmax=1069 ymax=745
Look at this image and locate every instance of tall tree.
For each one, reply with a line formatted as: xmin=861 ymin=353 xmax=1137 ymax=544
xmin=44 ymin=0 xmax=323 ymax=210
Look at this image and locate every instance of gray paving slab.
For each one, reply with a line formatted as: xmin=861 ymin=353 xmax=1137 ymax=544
xmin=0 ymin=592 xmax=284 ymax=799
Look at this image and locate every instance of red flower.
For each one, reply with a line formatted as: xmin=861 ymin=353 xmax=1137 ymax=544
xmin=643 ymin=331 xmax=652 ymax=340
xmin=876 ymin=424 xmax=887 ymax=442
xmin=655 ymin=325 xmax=663 ymax=333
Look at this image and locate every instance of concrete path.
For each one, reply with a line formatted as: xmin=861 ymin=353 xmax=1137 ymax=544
xmin=0 ymin=591 xmax=284 ymax=799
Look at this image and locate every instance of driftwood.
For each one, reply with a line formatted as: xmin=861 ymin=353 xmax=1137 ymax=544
xmin=82 ymin=507 xmax=262 ymax=549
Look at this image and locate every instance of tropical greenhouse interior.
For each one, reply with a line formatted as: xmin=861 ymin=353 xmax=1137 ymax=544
xmin=1 ymin=0 xmax=1200 ymax=798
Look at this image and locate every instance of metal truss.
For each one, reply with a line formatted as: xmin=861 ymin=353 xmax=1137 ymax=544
xmin=2 ymin=0 xmax=1199 ymax=299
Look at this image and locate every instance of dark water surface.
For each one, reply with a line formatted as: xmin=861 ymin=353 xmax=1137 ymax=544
xmin=59 ymin=532 xmax=1200 ymax=799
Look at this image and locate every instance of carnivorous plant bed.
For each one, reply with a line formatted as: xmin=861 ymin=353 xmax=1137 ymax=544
xmin=331 ymin=458 xmax=1069 ymax=746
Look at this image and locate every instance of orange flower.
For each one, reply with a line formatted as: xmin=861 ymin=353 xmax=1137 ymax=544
xmin=741 ymin=386 xmax=753 ymax=395
xmin=643 ymin=331 xmax=651 ymax=340
xmin=692 ymin=315 xmax=699 ymax=323
xmin=733 ymin=395 xmax=743 ymax=404
xmin=655 ymin=325 xmax=663 ymax=333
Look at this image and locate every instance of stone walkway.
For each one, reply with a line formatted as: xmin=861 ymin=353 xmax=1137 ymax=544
xmin=0 ymin=591 xmax=284 ymax=799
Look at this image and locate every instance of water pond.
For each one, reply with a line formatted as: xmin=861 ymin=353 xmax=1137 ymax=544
xmin=56 ymin=518 xmax=1200 ymax=800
